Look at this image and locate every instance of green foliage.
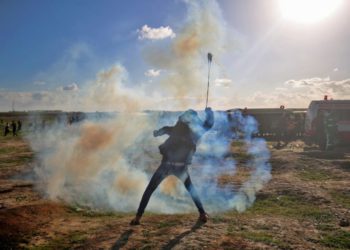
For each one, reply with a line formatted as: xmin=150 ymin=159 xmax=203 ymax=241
xmin=67 ymin=206 xmax=125 ymax=218
xmin=29 ymin=232 xmax=87 ymax=250
xmin=329 ymin=190 xmax=350 ymax=209
xmin=297 ymin=167 xmax=340 ymax=181
xmin=157 ymin=220 xmax=178 ymax=229
xmin=320 ymin=230 xmax=350 ymax=249
xmin=227 ymin=229 xmax=290 ymax=249
xmin=247 ymin=193 xmax=334 ymax=223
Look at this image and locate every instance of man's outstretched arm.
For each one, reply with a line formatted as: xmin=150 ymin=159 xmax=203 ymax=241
xmin=153 ymin=126 xmax=173 ymax=137
xmin=203 ymin=107 xmax=214 ymax=130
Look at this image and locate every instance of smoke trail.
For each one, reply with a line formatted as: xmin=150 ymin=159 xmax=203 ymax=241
xmin=143 ymin=0 xmax=227 ymax=109
xmin=27 ymin=0 xmax=271 ymax=214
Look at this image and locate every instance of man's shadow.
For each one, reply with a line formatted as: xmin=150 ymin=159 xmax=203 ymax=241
xmin=112 ymin=229 xmax=133 ymax=250
xmin=112 ymin=221 xmax=204 ymax=250
xmin=162 ymin=220 xmax=205 ymax=250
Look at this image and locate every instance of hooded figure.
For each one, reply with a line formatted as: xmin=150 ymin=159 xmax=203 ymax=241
xmin=130 ymin=107 xmax=214 ymax=225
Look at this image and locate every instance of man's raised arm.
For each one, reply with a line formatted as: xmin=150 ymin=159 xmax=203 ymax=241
xmin=153 ymin=126 xmax=173 ymax=137
xmin=203 ymin=107 xmax=214 ymax=130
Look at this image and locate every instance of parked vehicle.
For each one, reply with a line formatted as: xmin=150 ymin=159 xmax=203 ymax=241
xmin=304 ymin=99 xmax=350 ymax=149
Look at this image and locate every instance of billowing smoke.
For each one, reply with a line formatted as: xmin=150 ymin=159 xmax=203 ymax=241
xmin=195 ymin=110 xmax=271 ymax=212
xmin=143 ymin=0 xmax=227 ymax=109
xmin=27 ymin=0 xmax=271 ymax=214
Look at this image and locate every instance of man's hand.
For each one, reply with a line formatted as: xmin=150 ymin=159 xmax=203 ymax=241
xmin=203 ymin=107 xmax=214 ymax=130
xmin=153 ymin=130 xmax=160 ymax=137
xmin=205 ymin=107 xmax=213 ymax=113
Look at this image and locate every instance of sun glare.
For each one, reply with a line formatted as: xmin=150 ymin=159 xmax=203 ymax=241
xmin=279 ymin=0 xmax=343 ymax=23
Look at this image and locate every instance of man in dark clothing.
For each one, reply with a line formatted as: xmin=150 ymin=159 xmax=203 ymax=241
xmin=130 ymin=107 xmax=214 ymax=225
xmin=17 ymin=120 xmax=22 ymax=132
xmin=11 ymin=121 xmax=17 ymax=136
xmin=323 ymin=110 xmax=338 ymax=150
xmin=4 ymin=123 xmax=10 ymax=136
xmin=315 ymin=111 xmax=326 ymax=150
xmin=276 ymin=112 xmax=287 ymax=148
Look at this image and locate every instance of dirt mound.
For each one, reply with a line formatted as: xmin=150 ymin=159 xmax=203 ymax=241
xmin=0 ymin=202 xmax=65 ymax=249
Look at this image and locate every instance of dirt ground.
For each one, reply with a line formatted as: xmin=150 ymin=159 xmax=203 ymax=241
xmin=0 ymin=134 xmax=350 ymax=250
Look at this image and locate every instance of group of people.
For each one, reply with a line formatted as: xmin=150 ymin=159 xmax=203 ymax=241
xmin=275 ymin=110 xmax=304 ymax=148
xmin=1 ymin=120 xmax=22 ymax=137
xmin=315 ymin=110 xmax=338 ymax=150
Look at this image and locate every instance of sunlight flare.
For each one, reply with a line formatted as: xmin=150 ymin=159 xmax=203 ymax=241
xmin=279 ymin=0 xmax=343 ymax=23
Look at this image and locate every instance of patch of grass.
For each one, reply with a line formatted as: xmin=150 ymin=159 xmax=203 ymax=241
xmin=0 ymin=144 xmax=30 ymax=157
xmin=0 ymin=154 xmax=33 ymax=166
xmin=228 ymin=230 xmax=290 ymax=249
xmin=297 ymin=167 xmax=340 ymax=181
xmin=230 ymin=141 xmax=253 ymax=164
xmin=15 ymin=195 xmax=27 ymax=202
xmin=69 ymin=233 xmax=87 ymax=244
xmin=0 ymin=135 xmax=26 ymax=145
xmin=29 ymin=232 xmax=87 ymax=250
xmin=211 ymin=215 xmax=227 ymax=224
xmin=140 ymin=243 xmax=155 ymax=250
xmin=142 ymin=230 xmax=151 ymax=238
xmin=67 ymin=206 xmax=125 ymax=218
xmin=330 ymin=190 xmax=350 ymax=209
xmin=302 ymin=209 xmax=334 ymax=223
xmin=231 ymin=141 xmax=245 ymax=147
xmin=247 ymin=193 xmax=335 ymax=223
xmin=316 ymin=223 xmax=337 ymax=232
xmin=232 ymin=152 xmax=252 ymax=164
xmin=320 ymin=230 xmax=350 ymax=249
xmin=332 ymin=160 xmax=350 ymax=172
xmin=0 ymin=146 xmax=19 ymax=154
xmin=157 ymin=220 xmax=178 ymax=229
xmin=254 ymin=224 xmax=273 ymax=231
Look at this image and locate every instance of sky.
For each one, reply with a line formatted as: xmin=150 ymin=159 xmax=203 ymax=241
xmin=0 ymin=0 xmax=350 ymax=111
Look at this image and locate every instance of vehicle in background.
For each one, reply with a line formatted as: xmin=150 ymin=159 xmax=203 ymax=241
xmin=226 ymin=107 xmax=306 ymax=141
xmin=304 ymin=98 xmax=350 ymax=149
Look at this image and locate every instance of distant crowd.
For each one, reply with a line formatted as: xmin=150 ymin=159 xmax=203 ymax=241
xmin=0 ymin=120 xmax=22 ymax=137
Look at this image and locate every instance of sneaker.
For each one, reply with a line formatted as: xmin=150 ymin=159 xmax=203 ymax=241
xmin=130 ymin=215 xmax=141 ymax=226
xmin=199 ymin=213 xmax=209 ymax=223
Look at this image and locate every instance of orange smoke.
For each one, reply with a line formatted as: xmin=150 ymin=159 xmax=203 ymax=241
xmin=174 ymin=31 xmax=200 ymax=57
xmin=160 ymin=176 xmax=182 ymax=197
xmin=66 ymin=123 xmax=115 ymax=181
xmin=78 ymin=123 xmax=114 ymax=151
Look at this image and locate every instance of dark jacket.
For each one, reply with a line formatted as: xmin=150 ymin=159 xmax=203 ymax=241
xmin=158 ymin=109 xmax=214 ymax=163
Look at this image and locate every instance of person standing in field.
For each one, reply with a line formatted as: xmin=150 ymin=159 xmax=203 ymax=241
xmin=17 ymin=120 xmax=22 ymax=132
xmin=4 ymin=122 xmax=10 ymax=136
xmin=11 ymin=121 xmax=17 ymax=136
xmin=130 ymin=107 xmax=214 ymax=225
xmin=323 ymin=110 xmax=338 ymax=150
xmin=0 ymin=120 xmax=3 ymax=135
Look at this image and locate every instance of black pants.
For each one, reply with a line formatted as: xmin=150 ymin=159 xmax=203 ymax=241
xmin=136 ymin=162 xmax=205 ymax=216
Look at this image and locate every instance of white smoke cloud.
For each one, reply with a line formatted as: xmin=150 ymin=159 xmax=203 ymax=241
xmin=62 ymin=83 xmax=79 ymax=91
xmin=84 ymin=64 xmax=150 ymax=112
xmin=246 ymin=77 xmax=350 ymax=108
xmin=145 ymin=69 xmax=161 ymax=77
xmin=33 ymin=80 xmax=46 ymax=86
xmin=142 ymin=0 xmax=228 ymax=110
xmin=215 ymin=78 xmax=232 ymax=87
xmin=137 ymin=25 xmax=176 ymax=40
